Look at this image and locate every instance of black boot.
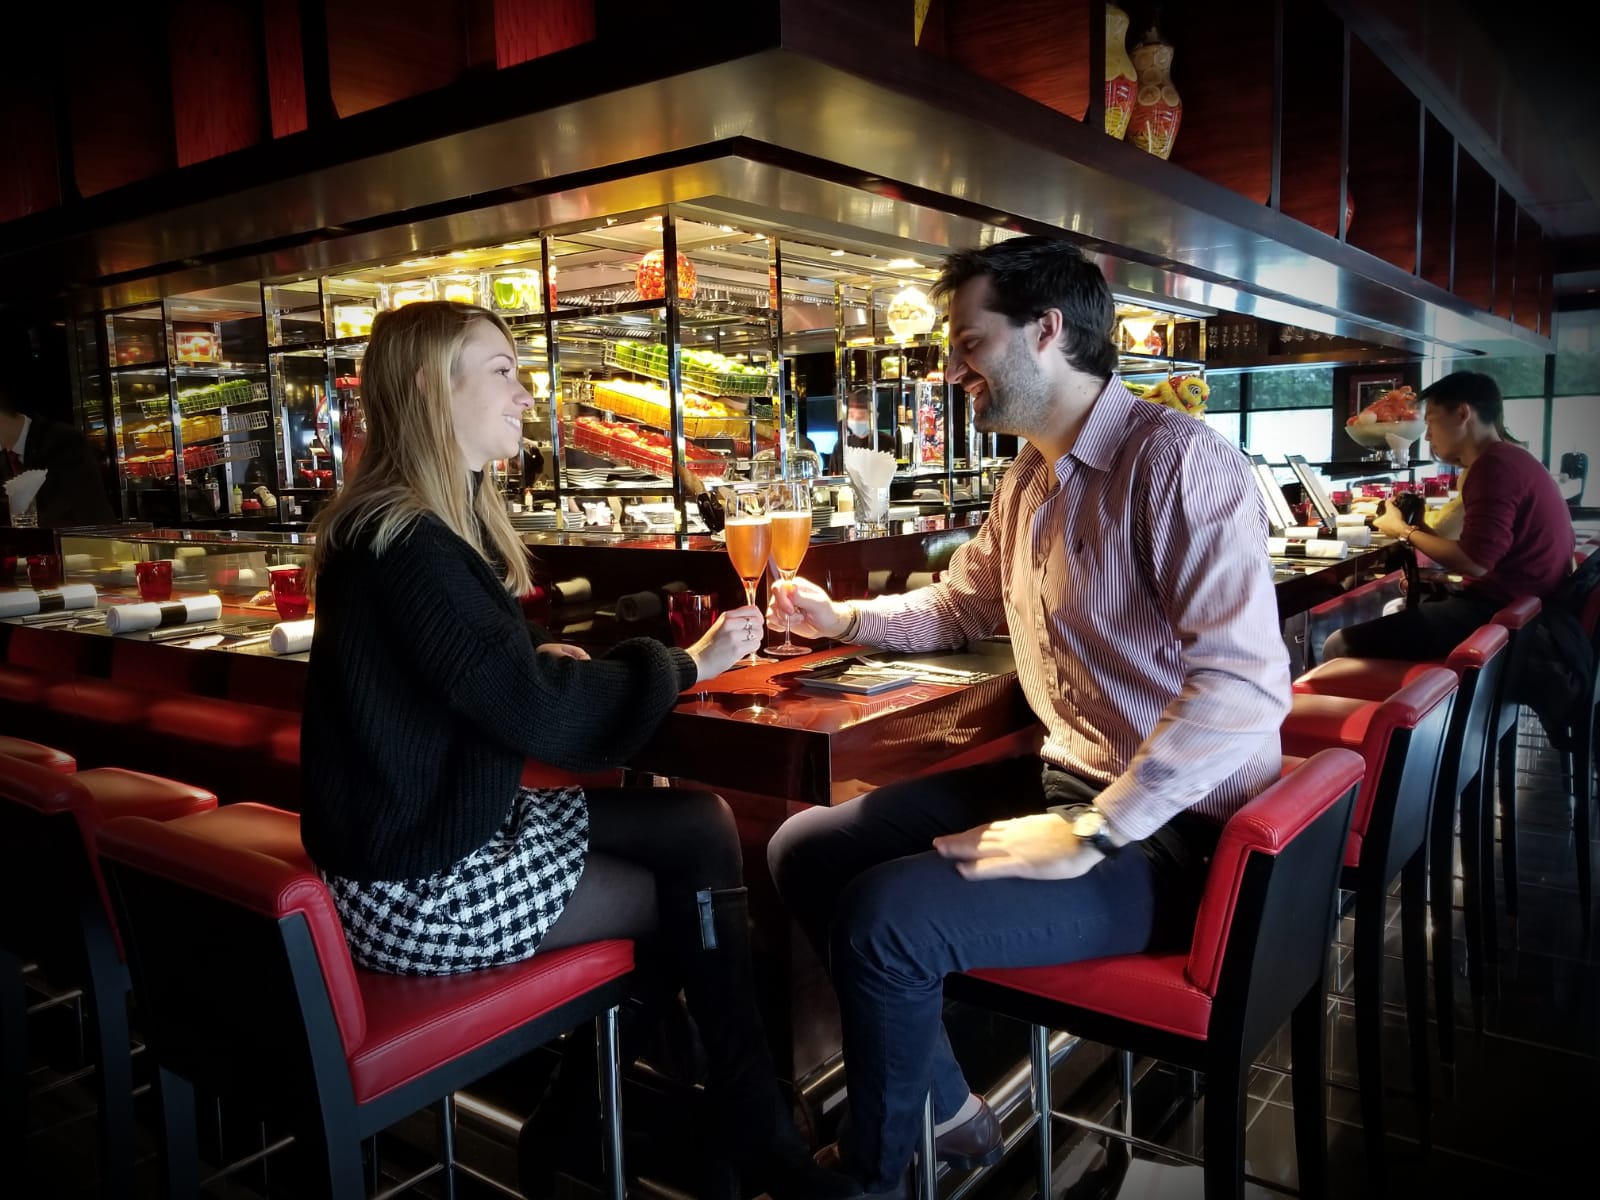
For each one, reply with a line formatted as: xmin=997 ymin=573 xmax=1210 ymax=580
xmin=680 ymin=887 xmax=863 ymax=1200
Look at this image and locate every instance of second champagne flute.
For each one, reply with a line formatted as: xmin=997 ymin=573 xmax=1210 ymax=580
xmin=765 ymin=479 xmax=812 ymax=656
xmin=722 ymin=484 xmax=771 ymax=666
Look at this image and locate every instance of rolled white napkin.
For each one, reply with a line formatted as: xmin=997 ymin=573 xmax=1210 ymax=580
xmin=1334 ymin=527 xmax=1373 ymax=547
xmin=269 ymin=619 xmax=315 ymax=655
xmin=104 ymin=593 xmax=223 ymax=634
xmin=844 ymin=446 xmax=897 ymax=523
xmin=1268 ymin=537 xmax=1348 ymax=560
xmin=1283 ymin=525 xmax=1322 ymax=540
xmin=905 ymin=571 xmax=939 ymax=591
xmin=0 ymin=583 xmax=98 ymax=618
xmin=4 ymin=468 xmax=47 ymax=518
xmin=1334 ymin=513 xmax=1368 ymax=527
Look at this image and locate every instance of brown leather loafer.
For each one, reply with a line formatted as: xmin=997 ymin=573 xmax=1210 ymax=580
xmin=935 ymin=1098 xmax=1004 ymax=1169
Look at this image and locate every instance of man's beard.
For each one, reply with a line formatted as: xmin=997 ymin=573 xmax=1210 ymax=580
xmin=972 ymin=341 xmax=1052 ymax=438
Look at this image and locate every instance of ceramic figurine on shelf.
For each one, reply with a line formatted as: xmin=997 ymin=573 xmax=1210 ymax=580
xmin=1104 ymin=5 xmax=1138 ymax=139
xmin=1127 ymin=374 xmax=1208 ymax=419
xmin=1128 ymin=22 xmax=1182 ymax=160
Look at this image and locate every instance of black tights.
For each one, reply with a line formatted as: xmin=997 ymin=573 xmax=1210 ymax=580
xmin=537 ymin=787 xmax=742 ymax=954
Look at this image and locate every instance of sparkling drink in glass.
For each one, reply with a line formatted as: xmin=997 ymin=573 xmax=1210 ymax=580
xmin=765 ymin=479 xmax=812 ymax=657
xmin=722 ymin=485 xmax=771 ymax=666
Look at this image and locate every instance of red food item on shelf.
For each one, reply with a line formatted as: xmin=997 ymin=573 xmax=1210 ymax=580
xmin=1346 ymin=385 xmax=1419 ymax=426
xmin=635 ymin=251 xmax=697 ymax=301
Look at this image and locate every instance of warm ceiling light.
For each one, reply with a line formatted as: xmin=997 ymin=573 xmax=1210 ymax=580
xmin=1120 ymin=317 xmax=1155 ymax=347
xmin=886 ymin=257 xmax=921 ymax=269
xmin=829 ymin=249 xmax=847 ymax=257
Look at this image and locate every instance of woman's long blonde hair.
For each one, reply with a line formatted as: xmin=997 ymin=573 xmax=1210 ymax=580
xmin=310 ymin=301 xmax=532 ymax=595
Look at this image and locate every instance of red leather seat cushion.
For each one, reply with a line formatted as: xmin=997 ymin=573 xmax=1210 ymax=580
xmin=268 ymin=721 xmax=300 ymax=767
xmin=1294 ymin=658 xmax=1439 ymax=701
xmin=348 ymin=938 xmax=635 ymax=1104
xmin=145 ymin=696 xmax=289 ymax=748
xmin=520 ymin=761 xmax=623 ymax=791
xmin=0 ymin=665 xmax=51 ymax=704
xmin=44 ymin=679 xmax=150 ymax=724
xmin=76 ymin=769 xmax=218 ymax=826
xmin=967 ymin=954 xmax=1210 ymax=1040
xmin=0 ymin=736 xmax=75 ymax=772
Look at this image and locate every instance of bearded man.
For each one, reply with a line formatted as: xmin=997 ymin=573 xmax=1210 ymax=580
xmin=765 ymin=236 xmax=1291 ymax=1196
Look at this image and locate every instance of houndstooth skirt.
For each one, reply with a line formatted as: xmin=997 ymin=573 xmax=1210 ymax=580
xmin=323 ymin=785 xmax=589 ymax=976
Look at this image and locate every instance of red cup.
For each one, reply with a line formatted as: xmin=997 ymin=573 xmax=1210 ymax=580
xmin=1424 ymin=476 xmax=1449 ymax=497
xmin=134 ymin=559 xmax=173 ymax=602
xmin=667 ymin=592 xmax=718 ymax=648
xmin=26 ymin=555 xmax=61 ymax=590
xmin=270 ymin=565 xmax=310 ymax=620
xmin=1329 ymin=490 xmax=1351 ymax=513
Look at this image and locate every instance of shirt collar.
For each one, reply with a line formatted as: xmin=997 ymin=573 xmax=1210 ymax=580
xmin=1066 ymin=378 xmax=1140 ymax=474
xmin=7 ymin=415 xmax=30 ymax=458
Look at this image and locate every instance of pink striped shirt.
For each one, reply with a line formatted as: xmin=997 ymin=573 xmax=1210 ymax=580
xmin=854 ymin=378 xmax=1291 ymax=841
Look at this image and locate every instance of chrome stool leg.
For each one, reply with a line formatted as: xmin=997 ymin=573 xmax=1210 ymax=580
xmin=918 ymin=1091 xmax=938 ymax=1200
xmin=597 ymin=1006 xmax=626 ymax=1200
xmin=438 ymin=1093 xmax=457 ymax=1200
xmin=1119 ymin=1050 xmax=1134 ymax=1136
xmin=1031 ymin=1024 xmax=1052 ymax=1200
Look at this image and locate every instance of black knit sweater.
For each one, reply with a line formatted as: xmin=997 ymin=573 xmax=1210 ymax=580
xmin=300 ymin=514 xmax=698 ymax=882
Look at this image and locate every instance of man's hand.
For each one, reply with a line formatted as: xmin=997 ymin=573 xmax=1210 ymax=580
xmin=1372 ymin=506 xmax=1414 ymax=541
xmin=932 ymin=814 xmax=1105 ymax=881
xmin=766 ymin=576 xmax=855 ymax=640
xmin=536 ymin=642 xmax=591 ymax=661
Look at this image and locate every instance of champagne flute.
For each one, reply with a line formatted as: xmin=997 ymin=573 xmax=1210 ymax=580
xmin=722 ymin=484 xmax=772 ymax=666
xmin=765 ymin=479 xmax=812 ymax=657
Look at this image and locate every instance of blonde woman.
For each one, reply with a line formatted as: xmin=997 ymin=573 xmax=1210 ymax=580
xmin=302 ymin=302 xmax=859 ymax=1200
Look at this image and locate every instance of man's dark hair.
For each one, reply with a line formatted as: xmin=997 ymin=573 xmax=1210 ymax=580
xmin=845 ymin=387 xmax=872 ymax=411
xmin=1419 ymin=371 xmax=1503 ymax=427
xmin=932 ymin=236 xmax=1118 ymax=380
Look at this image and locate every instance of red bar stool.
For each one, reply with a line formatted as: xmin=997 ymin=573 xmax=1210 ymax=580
xmin=0 ymin=759 xmax=216 ymax=1199
xmin=1482 ymin=597 xmax=1543 ymax=958
xmin=0 ymin=626 xmax=112 ymax=744
xmin=1281 ymin=667 xmax=1457 ymax=1191
xmin=1305 ymin=571 xmax=1404 ymax=667
xmin=42 ymin=640 xmax=228 ymax=772
xmin=918 ymin=749 xmax=1363 ymax=1200
xmin=0 ymin=736 xmax=77 ymax=772
xmin=96 ymin=803 xmax=635 ymax=1200
xmin=1294 ymin=624 xmax=1511 ymax=1052
xmin=142 ymin=653 xmax=304 ymax=806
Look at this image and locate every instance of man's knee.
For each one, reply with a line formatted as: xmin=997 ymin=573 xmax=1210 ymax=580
xmin=766 ymin=805 xmax=834 ymax=901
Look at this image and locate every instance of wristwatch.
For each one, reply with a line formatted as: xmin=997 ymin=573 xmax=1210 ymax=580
xmin=1049 ymin=804 xmax=1121 ymax=858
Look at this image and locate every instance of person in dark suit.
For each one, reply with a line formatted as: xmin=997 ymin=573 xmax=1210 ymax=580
xmin=0 ymin=393 xmax=116 ymax=526
xmin=826 ymin=386 xmax=877 ymax=474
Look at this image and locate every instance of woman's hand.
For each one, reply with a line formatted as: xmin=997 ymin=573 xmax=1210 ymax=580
xmin=536 ymin=642 xmax=591 ymax=661
xmin=687 ymin=604 xmax=764 ymax=683
xmin=766 ymin=576 xmax=854 ymax=641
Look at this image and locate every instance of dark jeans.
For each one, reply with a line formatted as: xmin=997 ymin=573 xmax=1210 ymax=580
xmin=766 ymin=756 xmax=1220 ymax=1190
xmin=1322 ymin=590 xmax=1503 ymax=663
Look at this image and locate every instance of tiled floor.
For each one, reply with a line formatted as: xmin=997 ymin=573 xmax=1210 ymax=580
xmin=17 ymin=713 xmax=1599 ymax=1198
